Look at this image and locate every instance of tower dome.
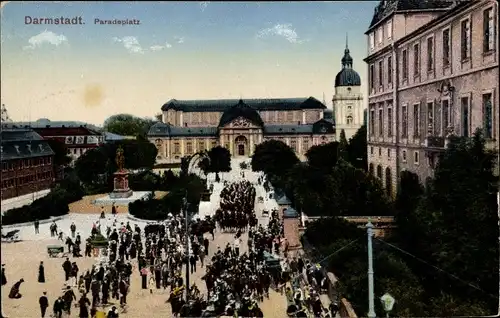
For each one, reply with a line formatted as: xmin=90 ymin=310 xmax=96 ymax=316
xmin=334 ymin=35 xmax=361 ymax=87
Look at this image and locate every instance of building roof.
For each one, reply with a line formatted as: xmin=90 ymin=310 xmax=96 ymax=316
xmin=148 ymin=123 xmax=219 ymax=137
xmin=12 ymin=119 xmax=102 ymax=131
xmin=283 ymin=207 xmax=299 ymax=218
xmin=104 ymin=132 xmax=127 ymax=141
xmin=1 ymin=127 xmax=54 ymax=161
xmin=323 ymin=109 xmax=333 ymax=120
xmin=218 ymin=100 xmax=265 ymax=127
xmin=161 ymin=97 xmax=326 ymax=112
xmin=276 ymin=193 xmax=292 ymax=205
xmin=148 ymin=119 xmax=335 ymax=138
xmin=366 ymin=0 xmax=455 ymax=32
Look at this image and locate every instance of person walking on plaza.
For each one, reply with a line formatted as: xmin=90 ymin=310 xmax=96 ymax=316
xmin=38 ymin=261 xmax=45 ymax=283
xmin=1 ymin=264 xmax=6 ymax=286
xmin=39 ymin=292 xmax=49 ymax=318
xmin=52 ymin=296 xmax=63 ymax=318
xmin=34 ymin=219 xmax=40 ymax=234
xmin=70 ymin=222 xmax=77 ymax=239
xmin=62 ymin=257 xmax=72 ymax=281
xmin=78 ymin=293 xmax=91 ymax=318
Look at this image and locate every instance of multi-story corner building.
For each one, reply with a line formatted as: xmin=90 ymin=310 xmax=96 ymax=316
xmin=11 ymin=119 xmax=104 ymax=160
xmin=333 ymin=39 xmax=366 ymax=141
xmin=1 ymin=126 xmax=55 ymax=200
xmin=148 ymin=98 xmax=336 ymax=163
xmin=365 ymin=0 xmax=499 ymax=196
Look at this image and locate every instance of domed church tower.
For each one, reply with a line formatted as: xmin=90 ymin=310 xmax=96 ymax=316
xmin=332 ymin=35 xmax=365 ymax=141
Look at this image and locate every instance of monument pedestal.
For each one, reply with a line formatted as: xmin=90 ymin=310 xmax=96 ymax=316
xmin=110 ymin=170 xmax=133 ymax=199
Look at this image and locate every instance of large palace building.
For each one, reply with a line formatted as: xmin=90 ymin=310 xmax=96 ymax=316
xmin=147 ymin=98 xmax=336 ymax=163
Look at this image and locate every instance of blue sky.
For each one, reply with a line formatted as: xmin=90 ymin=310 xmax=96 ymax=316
xmin=1 ymin=1 xmax=377 ymax=125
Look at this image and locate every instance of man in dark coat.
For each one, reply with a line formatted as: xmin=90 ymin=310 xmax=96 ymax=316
xmin=62 ymin=286 xmax=76 ymax=315
xmin=78 ymin=293 xmax=91 ymax=318
xmin=1 ymin=264 xmax=6 ymax=286
xmin=53 ymin=296 xmax=64 ymax=318
xmin=8 ymin=278 xmax=24 ymax=299
xmin=34 ymin=219 xmax=40 ymax=234
xmin=38 ymin=261 xmax=45 ymax=283
xmin=107 ymin=306 xmax=119 ymax=318
xmin=62 ymin=258 xmax=72 ymax=281
xmin=39 ymin=292 xmax=49 ymax=317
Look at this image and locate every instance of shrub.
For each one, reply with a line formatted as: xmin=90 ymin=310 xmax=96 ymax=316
xmin=2 ymin=186 xmax=83 ymax=225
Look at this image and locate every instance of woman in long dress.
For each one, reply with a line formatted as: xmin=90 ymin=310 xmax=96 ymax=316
xmin=38 ymin=261 xmax=46 ymax=283
xmin=1 ymin=264 xmax=6 ymax=286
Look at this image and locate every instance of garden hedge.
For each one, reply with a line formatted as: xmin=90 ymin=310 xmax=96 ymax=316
xmin=2 ymin=187 xmax=84 ymax=225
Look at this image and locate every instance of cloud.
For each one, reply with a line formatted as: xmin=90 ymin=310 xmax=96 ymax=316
xmin=149 ymin=42 xmax=172 ymax=51
xmin=174 ymin=36 xmax=184 ymax=44
xmin=23 ymin=30 xmax=68 ymax=50
xmin=256 ymin=23 xmax=302 ymax=44
xmin=112 ymin=36 xmax=144 ymax=54
xmin=200 ymin=2 xmax=209 ymax=11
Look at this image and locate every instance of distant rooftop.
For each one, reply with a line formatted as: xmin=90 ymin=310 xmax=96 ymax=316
xmin=10 ymin=119 xmax=102 ymax=131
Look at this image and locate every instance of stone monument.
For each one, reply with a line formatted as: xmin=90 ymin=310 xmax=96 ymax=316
xmin=110 ymin=146 xmax=133 ymax=199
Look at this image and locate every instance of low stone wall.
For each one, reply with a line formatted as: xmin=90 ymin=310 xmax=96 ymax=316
xmin=1 ymin=215 xmax=66 ymax=229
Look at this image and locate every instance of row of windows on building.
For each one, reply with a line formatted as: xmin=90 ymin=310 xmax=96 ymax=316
xmin=1 ymin=157 xmax=52 ymax=171
xmin=369 ymin=19 xmax=393 ymax=50
xmin=67 ymin=148 xmax=88 ymax=156
xmin=370 ymin=146 xmax=421 ymax=166
xmin=65 ymin=136 xmax=102 ymax=145
xmin=369 ymin=92 xmax=494 ymax=139
xmin=1 ymin=171 xmax=53 ymax=189
xmin=162 ymin=137 xmax=319 ymax=156
xmin=369 ymin=8 xmax=495 ymax=91
xmin=168 ymin=111 xmax=322 ymax=126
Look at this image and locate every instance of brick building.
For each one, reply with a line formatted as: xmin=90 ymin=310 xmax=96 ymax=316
xmin=1 ymin=126 xmax=55 ymax=200
xmin=12 ymin=119 xmax=104 ymax=161
xmin=364 ymin=0 xmax=499 ymax=195
xmin=148 ymin=98 xmax=336 ymax=163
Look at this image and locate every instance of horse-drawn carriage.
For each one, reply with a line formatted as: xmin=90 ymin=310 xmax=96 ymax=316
xmin=47 ymin=245 xmax=68 ymax=258
xmin=1 ymin=229 xmax=20 ymax=242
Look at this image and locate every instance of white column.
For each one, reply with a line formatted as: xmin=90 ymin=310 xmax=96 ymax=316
xmin=302 ymin=110 xmax=306 ymax=124
xmin=230 ymin=137 xmax=234 ymax=155
xmin=249 ymin=134 xmax=254 ymax=155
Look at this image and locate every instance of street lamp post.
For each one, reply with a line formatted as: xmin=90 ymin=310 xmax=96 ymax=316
xmin=367 ymin=220 xmax=376 ymax=318
xmin=380 ymin=293 xmax=395 ymax=318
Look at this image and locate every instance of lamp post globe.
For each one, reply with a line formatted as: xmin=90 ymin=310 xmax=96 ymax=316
xmin=380 ymin=293 xmax=395 ymax=318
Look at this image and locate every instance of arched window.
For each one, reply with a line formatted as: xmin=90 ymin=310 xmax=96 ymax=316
xmin=376 ymin=165 xmax=382 ymax=179
xmin=385 ymin=167 xmax=392 ymax=196
xmin=346 ymin=115 xmax=353 ymax=125
xmin=369 ymin=163 xmax=374 ymax=175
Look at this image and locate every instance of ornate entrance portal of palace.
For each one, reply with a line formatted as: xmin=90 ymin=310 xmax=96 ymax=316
xmin=235 ymin=135 xmax=248 ymax=156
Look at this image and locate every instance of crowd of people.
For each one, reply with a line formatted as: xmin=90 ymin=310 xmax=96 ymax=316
xmin=215 ymin=180 xmax=258 ymax=232
xmin=2 ymin=165 xmax=341 ymax=318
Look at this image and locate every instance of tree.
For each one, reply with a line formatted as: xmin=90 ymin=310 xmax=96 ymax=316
xmin=305 ymin=142 xmax=339 ymax=171
xmin=394 ymin=170 xmax=424 ymax=252
xmin=74 ymin=148 xmax=107 ymax=185
xmin=347 ymin=124 xmax=367 ymax=171
xmin=405 ymin=130 xmax=498 ymax=314
xmin=46 ymin=139 xmax=71 ymax=166
xmin=251 ymin=140 xmax=299 ymax=185
xmin=338 ymin=129 xmax=349 ymax=161
xmin=103 ymin=114 xmax=156 ymax=138
xmin=326 ymin=160 xmax=393 ymax=216
xmin=207 ymin=146 xmax=231 ymax=178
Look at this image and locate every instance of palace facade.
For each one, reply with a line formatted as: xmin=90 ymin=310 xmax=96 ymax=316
xmin=148 ymin=97 xmax=336 ymax=163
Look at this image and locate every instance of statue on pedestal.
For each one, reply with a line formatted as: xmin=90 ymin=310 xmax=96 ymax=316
xmin=109 ymin=146 xmax=133 ymax=199
xmin=115 ymin=146 xmax=125 ymax=172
